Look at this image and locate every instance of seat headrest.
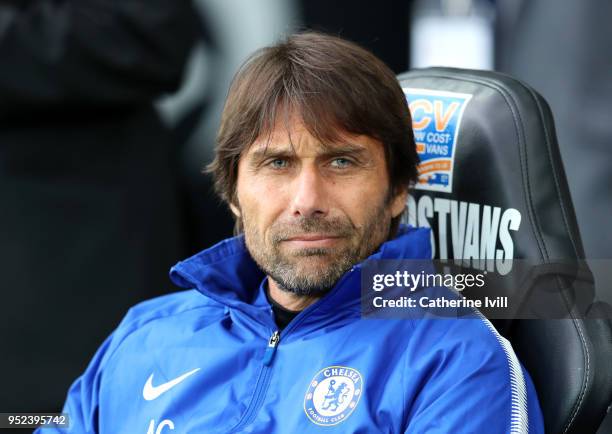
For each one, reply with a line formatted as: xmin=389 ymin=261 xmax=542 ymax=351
xmin=398 ymin=67 xmax=584 ymax=264
xmin=396 ymin=68 xmax=612 ymax=434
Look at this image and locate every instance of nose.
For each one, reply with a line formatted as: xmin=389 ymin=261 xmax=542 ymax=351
xmin=289 ymin=165 xmax=328 ymax=219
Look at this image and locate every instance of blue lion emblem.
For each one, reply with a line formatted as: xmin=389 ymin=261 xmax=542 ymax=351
xmin=321 ymin=380 xmax=349 ymax=411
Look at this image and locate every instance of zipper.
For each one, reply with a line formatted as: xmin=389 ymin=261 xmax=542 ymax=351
xmin=262 ymin=330 xmax=280 ymax=366
xmin=230 ymin=266 xmax=357 ymax=432
xmin=229 ymin=329 xmax=279 ymax=432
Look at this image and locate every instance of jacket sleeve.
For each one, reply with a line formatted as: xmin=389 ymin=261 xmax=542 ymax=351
xmin=403 ymin=318 xmax=545 ymax=433
xmin=33 ymin=333 xmax=115 ymax=434
xmin=0 ymin=0 xmax=198 ymax=113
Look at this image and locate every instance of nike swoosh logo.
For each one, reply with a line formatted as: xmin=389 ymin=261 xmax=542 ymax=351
xmin=143 ymin=368 xmax=200 ymax=401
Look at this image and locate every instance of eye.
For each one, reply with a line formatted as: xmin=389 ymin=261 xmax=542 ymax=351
xmin=268 ymin=158 xmax=289 ymax=169
xmin=330 ymin=157 xmax=352 ymax=169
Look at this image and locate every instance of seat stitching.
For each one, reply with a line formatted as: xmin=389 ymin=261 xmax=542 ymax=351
xmin=562 ymin=313 xmax=590 ymax=433
xmin=525 ymin=86 xmax=581 ymax=258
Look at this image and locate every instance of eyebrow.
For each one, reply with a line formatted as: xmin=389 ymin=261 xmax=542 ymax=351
xmin=246 ymin=142 xmax=370 ymax=161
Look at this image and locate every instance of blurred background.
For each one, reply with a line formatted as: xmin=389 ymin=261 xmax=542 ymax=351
xmin=0 ymin=0 xmax=610 ymax=424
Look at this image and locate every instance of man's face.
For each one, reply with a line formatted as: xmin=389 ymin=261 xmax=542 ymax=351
xmin=233 ymin=116 xmax=406 ymax=296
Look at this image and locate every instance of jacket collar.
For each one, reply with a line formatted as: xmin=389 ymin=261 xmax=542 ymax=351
xmin=170 ymin=225 xmax=432 ymax=325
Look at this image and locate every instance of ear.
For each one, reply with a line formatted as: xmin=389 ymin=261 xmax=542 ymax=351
xmin=390 ymin=187 xmax=408 ymax=218
xmin=229 ymin=202 xmax=241 ymax=218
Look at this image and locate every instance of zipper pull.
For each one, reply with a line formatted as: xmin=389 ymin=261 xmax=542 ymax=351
xmin=262 ymin=330 xmax=280 ymax=366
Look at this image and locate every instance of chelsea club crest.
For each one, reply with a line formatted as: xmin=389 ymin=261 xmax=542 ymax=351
xmin=303 ymin=365 xmax=364 ymax=426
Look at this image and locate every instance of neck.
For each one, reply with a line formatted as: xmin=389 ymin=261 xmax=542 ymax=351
xmin=267 ymin=278 xmax=320 ymax=311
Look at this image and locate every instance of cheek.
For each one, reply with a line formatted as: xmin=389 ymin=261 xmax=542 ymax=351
xmin=331 ymin=175 xmax=390 ymax=224
xmin=237 ymin=176 xmax=288 ymax=230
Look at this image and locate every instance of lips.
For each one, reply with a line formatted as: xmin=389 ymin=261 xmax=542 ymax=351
xmin=285 ymin=234 xmax=341 ymax=242
xmin=282 ymin=234 xmax=343 ymax=248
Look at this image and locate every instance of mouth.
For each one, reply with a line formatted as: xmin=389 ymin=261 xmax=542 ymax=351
xmin=281 ymin=234 xmax=343 ymax=249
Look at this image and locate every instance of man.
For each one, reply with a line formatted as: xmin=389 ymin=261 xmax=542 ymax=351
xmin=40 ymin=32 xmax=543 ymax=433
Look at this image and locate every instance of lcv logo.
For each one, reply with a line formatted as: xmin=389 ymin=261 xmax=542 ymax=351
xmin=404 ymin=88 xmax=472 ymax=194
xmin=146 ymin=419 xmax=174 ymax=433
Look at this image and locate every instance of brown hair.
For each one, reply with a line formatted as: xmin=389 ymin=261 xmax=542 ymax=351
xmin=207 ymin=31 xmax=418 ymax=235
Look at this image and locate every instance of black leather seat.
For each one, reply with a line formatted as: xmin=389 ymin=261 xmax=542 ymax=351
xmin=397 ymin=67 xmax=612 ymax=434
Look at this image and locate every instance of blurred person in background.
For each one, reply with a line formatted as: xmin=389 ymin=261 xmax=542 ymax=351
xmin=496 ymin=0 xmax=612 ymax=304
xmin=0 ymin=0 xmax=197 ymax=417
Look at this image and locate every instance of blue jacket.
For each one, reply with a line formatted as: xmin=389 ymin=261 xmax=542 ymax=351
xmin=40 ymin=226 xmax=543 ymax=433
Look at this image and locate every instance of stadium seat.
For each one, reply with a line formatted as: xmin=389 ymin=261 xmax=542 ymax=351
xmin=397 ymin=67 xmax=612 ymax=433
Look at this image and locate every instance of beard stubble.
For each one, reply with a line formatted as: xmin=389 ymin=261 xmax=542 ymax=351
xmin=243 ymin=198 xmax=393 ymax=296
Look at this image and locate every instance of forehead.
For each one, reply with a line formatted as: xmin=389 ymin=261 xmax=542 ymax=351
xmin=243 ymin=115 xmax=382 ymax=157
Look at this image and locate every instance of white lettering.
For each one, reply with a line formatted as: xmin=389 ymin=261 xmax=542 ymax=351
xmin=372 ymin=274 xmax=384 ymax=291
xmin=434 ymin=198 xmax=450 ymax=259
xmin=425 ymin=132 xmax=452 ymax=146
xmin=407 ymin=195 xmax=417 ymax=227
xmin=417 ymin=194 xmax=433 ymax=228
xmin=450 ymin=201 xmax=468 ymax=259
xmin=417 ymin=195 xmax=435 ymax=257
xmin=480 ymin=205 xmax=501 ymax=267
xmin=463 ymin=203 xmax=480 ymax=260
xmin=408 ymin=196 xmax=522 ymax=275
xmin=497 ymin=208 xmax=521 ymax=275
xmin=147 ymin=419 xmax=175 ymax=434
